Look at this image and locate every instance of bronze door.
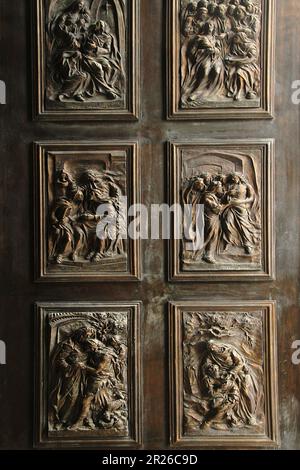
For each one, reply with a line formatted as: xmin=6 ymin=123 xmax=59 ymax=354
xmin=0 ymin=0 xmax=300 ymax=450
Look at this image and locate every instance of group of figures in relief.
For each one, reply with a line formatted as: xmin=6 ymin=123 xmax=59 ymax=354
xmin=47 ymin=0 xmax=124 ymax=103
xmin=180 ymin=0 xmax=262 ymax=106
xmin=49 ymin=313 xmax=128 ymax=433
xmin=49 ymin=167 xmax=125 ymax=265
xmin=183 ymin=311 xmax=264 ymax=432
xmin=182 ymin=171 xmax=260 ymax=265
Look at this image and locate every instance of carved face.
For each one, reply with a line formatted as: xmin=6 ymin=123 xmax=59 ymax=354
xmin=207 ymin=3 xmax=216 ymax=16
xmin=75 ymin=326 xmax=95 ymax=343
xmin=78 ymin=1 xmax=85 ymax=12
xmin=234 ymin=6 xmax=246 ymax=21
xmin=92 ymin=351 xmax=106 ymax=365
xmin=94 ymin=20 xmax=110 ymax=35
xmin=200 ymin=173 xmax=212 ymax=186
xmin=213 ymin=180 xmax=224 ymax=196
xmin=227 ymin=5 xmax=235 ymax=17
xmin=96 ymin=21 xmax=105 ymax=34
xmin=188 ymin=1 xmax=198 ymax=14
xmin=230 ymin=174 xmax=241 ymax=184
xmin=84 ymin=171 xmax=103 ymax=189
xmin=196 ymin=7 xmax=208 ymax=21
xmin=86 ymin=327 xmax=95 ymax=338
xmin=57 ymin=170 xmax=69 ymax=183
xmin=193 ymin=177 xmax=206 ymax=192
xmin=197 ymin=0 xmax=208 ymax=8
xmin=208 ymin=22 xmax=215 ymax=34
xmin=216 ymin=5 xmax=227 ymax=19
xmin=208 ymin=341 xmax=227 ymax=355
xmin=242 ymin=0 xmax=253 ymax=8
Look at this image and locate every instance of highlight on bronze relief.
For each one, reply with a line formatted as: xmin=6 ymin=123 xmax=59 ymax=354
xmin=34 ymin=0 xmax=139 ymax=119
xmin=169 ymin=140 xmax=274 ymax=281
xmin=35 ymin=302 xmax=142 ymax=447
xmin=35 ymin=141 xmax=140 ymax=281
xmin=183 ymin=311 xmax=264 ymax=433
xmin=169 ymin=301 xmax=279 ymax=448
xmin=182 ymin=0 xmax=261 ymax=106
xmin=167 ymin=0 xmax=275 ymax=119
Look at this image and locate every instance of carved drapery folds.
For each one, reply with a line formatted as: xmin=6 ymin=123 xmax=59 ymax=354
xmin=182 ymin=310 xmax=265 ymax=433
xmin=34 ymin=1 xmax=139 ymax=119
xmin=169 ymin=301 xmax=279 ymax=448
xmin=48 ymin=311 xmax=130 ymax=434
xmin=35 ymin=141 xmax=140 ymax=281
xmin=35 ymin=302 xmax=142 ymax=447
xmin=169 ymin=140 xmax=274 ymax=281
xmin=168 ymin=0 xmax=275 ymax=119
xmin=180 ymin=0 xmax=262 ymax=108
xmin=49 ymin=162 xmax=126 ymax=266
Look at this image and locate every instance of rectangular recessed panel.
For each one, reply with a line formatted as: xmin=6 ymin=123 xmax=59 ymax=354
xmin=35 ymin=301 xmax=142 ymax=448
xmin=169 ymin=140 xmax=275 ymax=281
xmin=167 ymin=0 xmax=275 ymax=119
xmin=34 ymin=141 xmax=140 ymax=282
xmin=169 ymin=300 xmax=279 ymax=449
xmin=33 ymin=0 xmax=140 ymax=120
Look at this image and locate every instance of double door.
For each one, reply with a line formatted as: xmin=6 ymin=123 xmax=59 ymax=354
xmin=0 ymin=0 xmax=299 ymax=450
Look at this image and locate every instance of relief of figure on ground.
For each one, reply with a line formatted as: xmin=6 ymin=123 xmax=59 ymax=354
xmin=180 ymin=0 xmax=261 ymax=107
xmin=182 ymin=168 xmax=261 ymax=269
xmin=48 ymin=313 xmax=128 ymax=434
xmin=183 ymin=311 xmax=264 ymax=434
xmin=49 ymin=163 xmax=126 ymax=267
xmin=47 ymin=0 xmax=125 ymax=104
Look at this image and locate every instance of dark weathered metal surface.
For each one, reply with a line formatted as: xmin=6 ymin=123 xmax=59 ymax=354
xmin=0 ymin=0 xmax=300 ymax=450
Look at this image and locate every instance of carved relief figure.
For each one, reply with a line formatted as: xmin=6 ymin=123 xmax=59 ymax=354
xmin=47 ymin=152 xmax=127 ymax=271
xmin=46 ymin=0 xmax=125 ymax=107
xmin=221 ymin=172 xmax=259 ymax=256
xmin=181 ymin=148 xmax=262 ymax=271
xmin=48 ymin=311 xmax=129 ymax=435
xmin=183 ymin=310 xmax=264 ymax=434
xmin=180 ymin=0 xmax=262 ymax=108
